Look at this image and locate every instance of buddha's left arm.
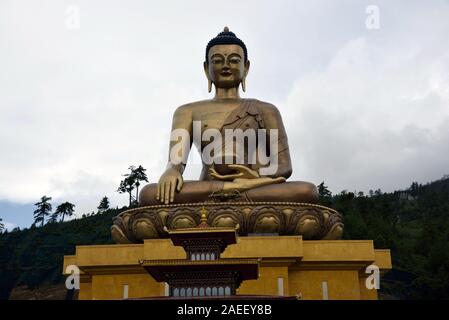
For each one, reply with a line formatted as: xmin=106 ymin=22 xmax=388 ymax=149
xmin=260 ymin=104 xmax=293 ymax=179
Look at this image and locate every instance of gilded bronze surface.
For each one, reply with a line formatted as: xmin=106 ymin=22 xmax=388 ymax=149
xmin=111 ymin=202 xmax=343 ymax=244
xmin=141 ymin=27 xmax=318 ymax=205
xmin=112 ymin=27 xmax=344 ymax=243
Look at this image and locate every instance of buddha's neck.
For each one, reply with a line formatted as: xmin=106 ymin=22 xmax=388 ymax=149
xmin=214 ymin=87 xmax=241 ymax=100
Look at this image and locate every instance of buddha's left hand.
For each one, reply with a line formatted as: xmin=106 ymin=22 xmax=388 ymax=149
xmin=209 ymin=164 xmax=260 ymax=181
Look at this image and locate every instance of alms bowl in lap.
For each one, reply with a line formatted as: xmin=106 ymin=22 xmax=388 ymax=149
xmin=111 ymin=201 xmax=343 ymax=244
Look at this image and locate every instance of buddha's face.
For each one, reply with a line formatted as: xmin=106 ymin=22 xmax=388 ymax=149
xmin=204 ymin=44 xmax=250 ymax=90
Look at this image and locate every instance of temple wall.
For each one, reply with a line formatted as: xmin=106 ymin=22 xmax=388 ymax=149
xmin=63 ymin=236 xmax=391 ymax=300
xmin=288 ymin=269 xmax=361 ymax=300
xmin=91 ymin=274 xmax=162 ymax=300
xmin=239 ymin=267 xmax=289 ymax=296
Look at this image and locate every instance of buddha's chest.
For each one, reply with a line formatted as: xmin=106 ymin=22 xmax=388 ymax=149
xmin=194 ymin=111 xmax=231 ymax=131
xmin=192 ymin=102 xmax=263 ymax=131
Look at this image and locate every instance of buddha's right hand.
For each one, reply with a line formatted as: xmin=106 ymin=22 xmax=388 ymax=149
xmin=157 ymin=168 xmax=184 ymax=204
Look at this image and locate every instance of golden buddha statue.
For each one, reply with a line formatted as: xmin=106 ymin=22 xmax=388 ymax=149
xmin=111 ymin=28 xmax=343 ymax=244
xmin=139 ymin=27 xmax=318 ymax=206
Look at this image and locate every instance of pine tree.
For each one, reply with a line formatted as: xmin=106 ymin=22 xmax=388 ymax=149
xmin=117 ymin=165 xmax=149 ymax=206
xmin=131 ymin=165 xmax=149 ymax=203
xmin=47 ymin=212 xmax=59 ymax=224
xmin=317 ymin=182 xmax=332 ymax=206
xmin=117 ymin=175 xmax=136 ymax=207
xmin=318 ymin=182 xmax=332 ymax=197
xmin=54 ymin=202 xmax=75 ymax=222
xmin=97 ymin=196 xmax=110 ymax=213
xmin=33 ymin=196 xmax=52 ymax=227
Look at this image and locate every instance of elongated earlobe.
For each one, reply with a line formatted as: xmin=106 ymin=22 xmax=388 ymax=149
xmin=242 ymin=60 xmax=250 ymax=92
xmin=208 ymin=79 xmax=213 ymax=93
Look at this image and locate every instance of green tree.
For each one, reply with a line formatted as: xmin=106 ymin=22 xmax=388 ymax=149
xmin=131 ymin=165 xmax=149 ymax=203
xmin=97 ymin=196 xmax=110 ymax=213
xmin=409 ymin=181 xmax=420 ymax=197
xmin=117 ymin=175 xmax=136 ymax=207
xmin=33 ymin=196 xmax=52 ymax=227
xmin=54 ymin=202 xmax=75 ymax=222
xmin=0 ymin=218 xmax=4 ymax=233
xmin=47 ymin=212 xmax=59 ymax=224
xmin=317 ymin=181 xmax=332 ymax=206
xmin=318 ymin=181 xmax=332 ymax=197
xmin=117 ymin=165 xmax=149 ymax=206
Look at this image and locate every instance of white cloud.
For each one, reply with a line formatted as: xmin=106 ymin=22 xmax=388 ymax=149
xmin=284 ymin=36 xmax=449 ymax=193
xmin=0 ymin=0 xmax=448 ymax=222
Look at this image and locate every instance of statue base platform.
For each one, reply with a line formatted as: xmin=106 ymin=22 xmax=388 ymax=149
xmin=111 ymin=202 xmax=344 ymax=243
xmin=63 ymin=236 xmax=391 ymax=300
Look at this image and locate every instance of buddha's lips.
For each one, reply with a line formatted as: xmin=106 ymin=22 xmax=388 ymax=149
xmin=220 ymin=71 xmax=232 ymax=76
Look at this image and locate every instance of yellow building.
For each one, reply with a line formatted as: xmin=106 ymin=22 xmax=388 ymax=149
xmin=63 ymin=236 xmax=391 ymax=300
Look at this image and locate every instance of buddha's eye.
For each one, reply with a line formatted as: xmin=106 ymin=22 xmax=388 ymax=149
xmin=229 ymin=58 xmax=241 ymax=64
xmin=211 ymin=58 xmax=223 ymax=64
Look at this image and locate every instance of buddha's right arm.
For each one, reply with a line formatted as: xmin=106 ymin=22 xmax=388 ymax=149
xmin=157 ymin=106 xmax=193 ymax=204
xmin=166 ymin=105 xmax=194 ymax=174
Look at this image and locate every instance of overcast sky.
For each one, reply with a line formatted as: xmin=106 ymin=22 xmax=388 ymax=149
xmin=1 ymin=0 xmax=448 ymax=230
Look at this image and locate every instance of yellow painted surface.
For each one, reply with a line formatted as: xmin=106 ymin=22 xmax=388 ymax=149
xmin=239 ymin=267 xmax=289 ymax=296
xmin=374 ymin=249 xmax=392 ymax=269
xmin=302 ymin=240 xmax=375 ymax=262
xmin=143 ymin=239 xmax=185 ymax=260
xmin=289 ymin=269 xmax=361 ymax=300
xmin=359 ymin=276 xmax=378 ymax=300
xmin=79 ymin=281 xmax=92 ymax=300
xmin=223 ymin=236 xmax=302 ymax=259
xmin=75 ymin=244 xmax=144 ymax=267
xmin=91 ymin=273 xmax=162 ymax=300
xmin=63 ymin=255 xmax=77 ymax=272
xmin=63 ymin=236 xmax=392 ymax=300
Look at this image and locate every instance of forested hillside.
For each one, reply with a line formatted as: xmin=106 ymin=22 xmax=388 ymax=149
xmin=321 ymin=176 xmax=449 ymax=299
xmin=1 ymin=177 xmax=448 ymax=299
xmin=0 ymin=208 xmax=119 ymax=299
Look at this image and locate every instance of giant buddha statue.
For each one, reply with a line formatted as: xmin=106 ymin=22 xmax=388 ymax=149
xmin=112 ymin=28 xmax=343 ymax=244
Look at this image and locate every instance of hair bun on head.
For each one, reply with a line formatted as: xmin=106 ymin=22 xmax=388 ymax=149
xmin=205 ymin=27 xmax=248 ymax=62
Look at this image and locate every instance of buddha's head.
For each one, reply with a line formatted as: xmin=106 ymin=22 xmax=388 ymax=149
xmin=204 ymin=27 xmax=250 ymax=93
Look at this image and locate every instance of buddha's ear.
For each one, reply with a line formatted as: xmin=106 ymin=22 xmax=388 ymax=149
xmin=244 ymin=59 xmax=251 ymax=74
xmin=203 ymin=61 xmax=213 ymax=93
xmin=242 ymin=60 xmax=250 ymax=92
